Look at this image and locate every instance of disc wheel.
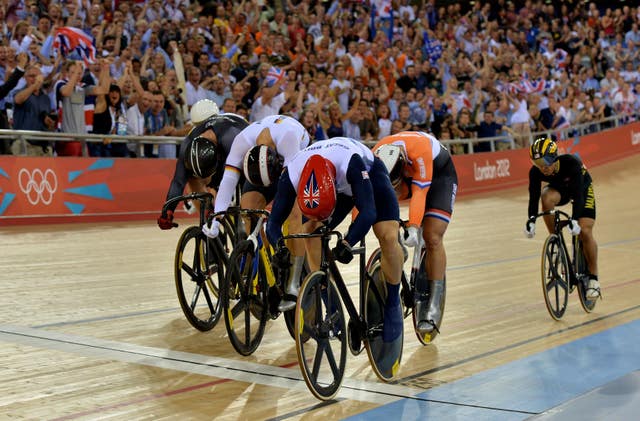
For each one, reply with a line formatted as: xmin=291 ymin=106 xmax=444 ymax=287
xmin=223 ymin=240 xmax=268 ymax=356
xmin=574 ymin=237 xmax=597 ymax=313
xmin=541 ymin=234 xmax=570 ymax=320
xmin=411 ymin=249 xmax=436 ymax=345
xmin=174 ymin=226 xmax=223 ymax=331
xmin=365 ymin=261 xmax=403 ymax=381
xmin=295 ymin=271 xmax=346 ymax=401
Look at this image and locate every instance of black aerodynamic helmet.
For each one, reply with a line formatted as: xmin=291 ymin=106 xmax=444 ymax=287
xmin=184 ymin=136 xmax=219 ymax=178
xmin=243 ymin=145 xmax=283 ymax=186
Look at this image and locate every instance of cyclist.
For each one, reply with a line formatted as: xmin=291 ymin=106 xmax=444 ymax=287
xmin=265 ymin=137 xmax=404 ymax=347
xmin=202 ymin=114 xmax=310 ymax=311
xmin=525 ymin=135 xmax=600 ymax=298
xmin=373 ymin=131 xmax=458 ymax=339
xmin=157 ymin=99 xmax=248 ymax=229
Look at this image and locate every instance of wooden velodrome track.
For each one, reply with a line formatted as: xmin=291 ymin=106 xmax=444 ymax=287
xmin=1 ymin=153 xmax=639 ymax=420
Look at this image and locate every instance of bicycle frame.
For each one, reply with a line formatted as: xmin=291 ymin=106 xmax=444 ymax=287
xmin=285 ymin=228 xmax=370 ymax=340
xmin=244 ymin=210 xmax=277 ymax=289
xmin=539 ymin=209 xmax=580 ymax=288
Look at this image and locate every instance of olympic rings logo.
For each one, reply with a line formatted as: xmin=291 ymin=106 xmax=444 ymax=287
xmin=18 ymin=168 xmax=58 ymax=205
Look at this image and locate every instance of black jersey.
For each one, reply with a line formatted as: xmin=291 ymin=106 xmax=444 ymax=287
xmin=164 ymin=113 xmax=249 ymax=212
xmin=528 ymin=154 xmax=593 ymax=220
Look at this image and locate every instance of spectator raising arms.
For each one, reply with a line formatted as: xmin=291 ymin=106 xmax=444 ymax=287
xmin=54 ymin=59 xmax=110 ymax=157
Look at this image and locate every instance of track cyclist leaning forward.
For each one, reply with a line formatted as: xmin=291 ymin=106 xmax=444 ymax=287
xmin=266 ymin=137 xmax=405 ymax=351
xmin=157 ymin=99 xmax=248 ymax=228
xmin=525 ymin=134 xmax=600 ymax=299
xmin=202 ymin=114 xmax=310 ymax=312
xmin=373 ymin=131 xmax=458 ymax=339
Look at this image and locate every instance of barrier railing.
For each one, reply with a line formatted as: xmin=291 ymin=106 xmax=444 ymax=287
xmin=1 ymin=113 xmax=636 ymax=156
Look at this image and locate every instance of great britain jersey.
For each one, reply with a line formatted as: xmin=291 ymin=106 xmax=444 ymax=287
xmin=286 ymin=137 xmax=374 ymax=197
xmin=266 ymin=137 xmax=377 ymax=247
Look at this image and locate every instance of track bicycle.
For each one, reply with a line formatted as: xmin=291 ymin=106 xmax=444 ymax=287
xmin=222 ymin=209 xmax=308 ymax=356
xmin=367 ymin=221 xmax=443 ymax=345
xmin=534 ymin=209 xmax=598 ymax=320
xmin=161 ymin=191 xmax=243 ymax=332
xmin=290 ymin=226 xmax=403 ymax=401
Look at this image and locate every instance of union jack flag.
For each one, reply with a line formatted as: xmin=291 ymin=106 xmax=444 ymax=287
xmin=53 ymin=27 xmax=98 ymax=65
xmin=265 ymin=66 xmax=285 ymax=88
xmin=302 ymin=170 xmax=320 ymax=209
xmin=505 ymin=73 xmax=553 ymax=95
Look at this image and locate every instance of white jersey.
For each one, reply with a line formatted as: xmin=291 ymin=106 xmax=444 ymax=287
xmin=225 ymin=114 xmax=310 ymax=170
xmin=214 ymin=115 xmax=309 ymax=213
xmin=287 ymin=137 xmax=374 ymax=197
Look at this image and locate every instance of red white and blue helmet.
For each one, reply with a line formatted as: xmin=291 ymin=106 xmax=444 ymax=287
xmin=297 ymin=154 xmax=337 ymax=222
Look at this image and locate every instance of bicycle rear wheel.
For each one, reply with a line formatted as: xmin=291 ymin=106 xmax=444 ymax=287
xmin=295 ymin=271 xmax=346 ymax=401
xmin=541 ymin=234 xmax=570 ymax=320
xmin=365 ymin=260 xmax=403 ymax=381
xmin=223 ymin=240 xmax=268 ymax=356
xmin=410 ymin=248 xmax=439 ymax=345
xmin=174 ymin=226 xmax=223 ymax=331
xmin=574 ymin=237 xmax=597 ymax=313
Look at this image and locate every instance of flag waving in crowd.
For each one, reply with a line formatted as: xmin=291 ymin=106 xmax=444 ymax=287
xmin=504 ymin=73 xmax=555 ymax=95
xmin=423 ymin=31 xmax=443 ymax=65
xmin=53 ymin=27 xmax=97 ymax=64
xmin=265 ymin=66 xmax=285 ymax=88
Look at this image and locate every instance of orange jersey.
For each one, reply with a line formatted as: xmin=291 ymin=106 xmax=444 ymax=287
xmin=373 ymin=131 xmax=440 ymax=227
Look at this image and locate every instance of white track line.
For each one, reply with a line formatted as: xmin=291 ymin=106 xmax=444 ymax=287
xmin=0 ymin=324 xmax=422 ymax=403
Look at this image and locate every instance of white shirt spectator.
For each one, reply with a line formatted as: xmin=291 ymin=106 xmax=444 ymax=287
xmin=329 ymin=78 xmax=351 ymax=113
xmin=250 ymin=92 xmax=287 ymax=122
xmin=511 ymin=99 xmax=531 ymax=125
xmin=126 ymin=103 xmax=146 ymax=156
xmin=185 ymin=81 xmax=209 ymax=107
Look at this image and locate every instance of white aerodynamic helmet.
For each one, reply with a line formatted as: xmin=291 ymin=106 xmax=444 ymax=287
xmin=190 ymin=99 xmax=219 ymax=124
xmin=375 ymin=144 xmax=406 ymax=187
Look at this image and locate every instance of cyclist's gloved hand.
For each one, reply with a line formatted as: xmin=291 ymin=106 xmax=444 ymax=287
xmin=272 ymin=246 xmax=291 ymax=270
xmin=157 ymin=210 xmax=175 ymax=230
xmin=332 ymin=239 xmax=353 ymax=264
xmin=568 ymin=219 xmax=581 ymax=236
xmin=403 ymin=225 xmax=420 ymax=247
xmin=524 ymin=217 xmax=536 ymax=238
xmin=183 ymin=200 xmax=196 ymax=215
xmin=202 ymin=219 xmax=220 ymax=238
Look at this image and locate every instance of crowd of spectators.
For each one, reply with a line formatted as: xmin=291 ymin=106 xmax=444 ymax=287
xmin=0 ymin=0 xmax=639 ymax=158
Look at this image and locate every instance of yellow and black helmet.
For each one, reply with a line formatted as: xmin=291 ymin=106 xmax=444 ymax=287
xmin=529 ymin=135 xmax=558 ymax=167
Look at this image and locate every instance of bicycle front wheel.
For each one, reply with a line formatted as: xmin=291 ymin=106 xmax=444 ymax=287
xmin=295 ymin=271 xmax=346 ymax=401
xmin=223 ymin=240 xmax=268 ymax=356
xmin=174 ymin=226 xmax=223 ymax=331
xmin=541 ymin=234 xmax=570 ymax=320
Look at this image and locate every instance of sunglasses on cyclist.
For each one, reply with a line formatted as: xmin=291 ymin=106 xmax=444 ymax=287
xmin=532 ymin=156 xmax=556 ymax=168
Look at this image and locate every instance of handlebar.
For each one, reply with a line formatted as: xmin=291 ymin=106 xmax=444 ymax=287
xmin=279 ymin=226 xmax=343 ymax=250
xmin=210 ymin=208 xmax=270 ymax=220
xmin=534 ymin=209 xmax=570 ymax=219
xmin=533 ymin=209 xmax=572 ymax=230
xmin=162 ymin=192 xmax=214 ymax=215
xmin=161 ymin=192 xmax=215 ymax=228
